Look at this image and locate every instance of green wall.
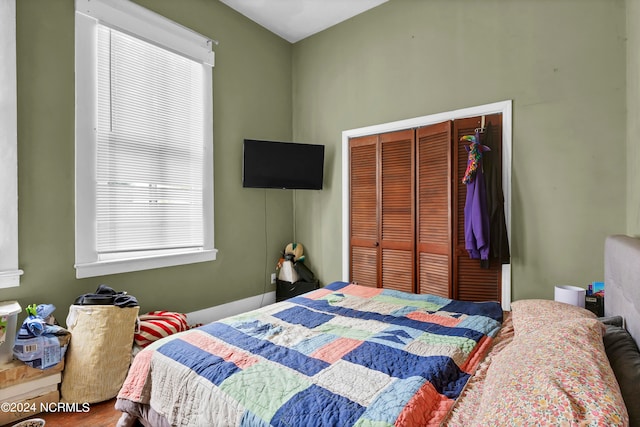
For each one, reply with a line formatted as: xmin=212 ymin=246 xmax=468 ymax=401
xmin=1 ymin=0 xmax=294 ymax=324
xmin=628 ymin=0 xmax=640 ymax=236
xmin=292 ymin=0 xmax=628 ymax=300
xmin=1 ymin=0 xmax=632 ymax=323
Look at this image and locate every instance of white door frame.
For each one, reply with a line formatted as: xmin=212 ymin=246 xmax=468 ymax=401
xmin=341 ymin=100 xmax=512 ymax=310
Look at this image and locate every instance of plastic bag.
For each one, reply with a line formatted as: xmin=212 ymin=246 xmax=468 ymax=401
xmin=13 ymin=304 xmax=70 ymax=369
xmin=278 ymin=260 xmax=299 ymax=283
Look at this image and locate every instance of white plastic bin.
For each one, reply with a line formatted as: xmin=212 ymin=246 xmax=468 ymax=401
xmin=554 ymin=285 xmax=586 ymax=308
xmin=0 ymin=300 xmax=21 ymax=364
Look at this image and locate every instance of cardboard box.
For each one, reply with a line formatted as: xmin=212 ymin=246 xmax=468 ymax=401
xmin=0 ymin=389 xmax=58 ymax=426
xmin=0 ymin=359 xmax=64 ymax=426
xmin=0 ymin=358 xmax=64 ymax=389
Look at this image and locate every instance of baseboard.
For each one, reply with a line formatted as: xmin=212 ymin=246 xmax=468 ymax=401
xmin=186 ymin=291 xmax=276 ymax=326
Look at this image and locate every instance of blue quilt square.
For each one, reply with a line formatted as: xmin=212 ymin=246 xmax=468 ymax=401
xmin=343 ymin=341 xmax=470 ymax=398
xmin=157 ymin=340 xmax=239 ymax=386
xmin=270 ymin=385 xmax=365 ymax=427
xmin=272 ymin=306 xmax=334 ymax=328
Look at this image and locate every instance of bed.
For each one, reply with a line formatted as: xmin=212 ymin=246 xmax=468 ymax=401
xmin=115 ymin=235 xmax=640 ymax=426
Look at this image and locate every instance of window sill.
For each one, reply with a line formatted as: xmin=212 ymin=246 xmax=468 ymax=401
xmin=0 ymin=269 xmax=24 ymax=289
xmin=74 ymin=249 xmax=218 ymax=279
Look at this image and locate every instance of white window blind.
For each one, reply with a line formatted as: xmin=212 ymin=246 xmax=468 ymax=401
xmin=96 ymin=25 xmax=205 ymax=254
xmin=75 ymin=0 xmax=216 ymax=278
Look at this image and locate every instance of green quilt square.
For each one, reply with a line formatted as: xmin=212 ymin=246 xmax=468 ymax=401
xmin=219 ymin=361 xmax=311 ymax=422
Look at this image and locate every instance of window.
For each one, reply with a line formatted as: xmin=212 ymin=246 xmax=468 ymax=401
xmin=75 ymin=0 xmax=216 ymax=278
xmin=0 ymin=0 xmax=22 ymax=288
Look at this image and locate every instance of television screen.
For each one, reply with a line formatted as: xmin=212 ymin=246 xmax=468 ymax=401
xmin=242 ymin=139 xmax=325 ymax=190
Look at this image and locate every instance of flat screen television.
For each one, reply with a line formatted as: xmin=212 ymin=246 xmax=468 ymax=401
xmin=242 ymin=139 xmax=325 ymax=190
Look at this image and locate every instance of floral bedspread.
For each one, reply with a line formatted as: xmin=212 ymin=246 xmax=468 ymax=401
xmin=445 ymin=299 xmax=629 ymax=426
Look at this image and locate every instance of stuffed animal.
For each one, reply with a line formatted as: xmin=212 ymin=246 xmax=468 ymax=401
xmin=284 ymin=242 xmax=305 ymax=263
xmin=277 ymin=242 xmax=306 ymax=283
xmin=461 ymin=134 xmax=491 ymax=184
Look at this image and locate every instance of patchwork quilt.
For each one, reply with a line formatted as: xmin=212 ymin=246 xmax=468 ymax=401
xmin=118 ymin=282 xmax=503 ymax=427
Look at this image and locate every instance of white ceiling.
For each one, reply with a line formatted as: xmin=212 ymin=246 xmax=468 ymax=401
xmin=219 ymin=0 xmax=388 ymax=43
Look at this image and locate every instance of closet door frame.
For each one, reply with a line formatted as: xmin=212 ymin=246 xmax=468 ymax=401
xmin=342 ymin=100 xmax=513 ymax=310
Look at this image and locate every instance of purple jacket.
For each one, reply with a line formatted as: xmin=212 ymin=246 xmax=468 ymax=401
xmin=464 ymin=152 xmax=490 ymax=261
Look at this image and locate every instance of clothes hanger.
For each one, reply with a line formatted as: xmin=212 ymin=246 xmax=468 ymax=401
xmin=461 ymin=116 xmax=491 ymax=151
xmin=462 ymin=116 xmax=490 ymax=150
xmin=474 ymin=115 xmax=486 ymax=134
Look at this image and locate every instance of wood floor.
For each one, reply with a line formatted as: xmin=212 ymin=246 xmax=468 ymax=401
xmin=5 ymin=399 xmax=123 ymax=427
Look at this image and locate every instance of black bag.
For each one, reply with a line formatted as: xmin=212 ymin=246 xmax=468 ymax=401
xmin=294 ymin=262 xmax=316 ymax=283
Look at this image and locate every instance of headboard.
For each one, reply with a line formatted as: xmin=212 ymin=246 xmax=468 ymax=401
xmin=604 ymin=235 xmax=640 ymax=344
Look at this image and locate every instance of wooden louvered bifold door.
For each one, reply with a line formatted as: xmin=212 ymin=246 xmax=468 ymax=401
xmin=379 ymin=130 xmax=415 ymax=293
xmin=416 ymin=121 xmax=452 ymax=298
xmin=452 ymin=114 xmax=502 ymax=302
xmin=349 ymin=135 xmax=379 ymax=288
xmin=349 ymin=114 xmax=504 ymax=301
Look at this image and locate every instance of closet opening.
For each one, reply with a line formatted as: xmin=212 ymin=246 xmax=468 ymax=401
xmin=341 ymin=101 xmax=512 ymax=309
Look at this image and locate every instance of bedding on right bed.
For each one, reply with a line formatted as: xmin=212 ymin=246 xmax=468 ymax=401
xmin=445 ymin=299 xmax=630 ymax=426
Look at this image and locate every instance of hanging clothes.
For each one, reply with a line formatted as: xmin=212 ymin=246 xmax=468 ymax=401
xmin=482 ymin=122 xmax=510 ymax=264
xmin=462 ymin=133 xmax=491 ymax=266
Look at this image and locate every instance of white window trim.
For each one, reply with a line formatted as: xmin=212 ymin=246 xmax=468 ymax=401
xmin=341 ymin=100 xmax=512 ymax=310
xmin=74 ymin=0 xmax=216 ymax=279
xmin=0 ymin=0 xmax=23 ymax=288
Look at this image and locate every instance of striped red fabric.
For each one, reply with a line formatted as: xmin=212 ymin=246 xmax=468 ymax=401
xmin=134 ymin=311 xmax=189 ymax=348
